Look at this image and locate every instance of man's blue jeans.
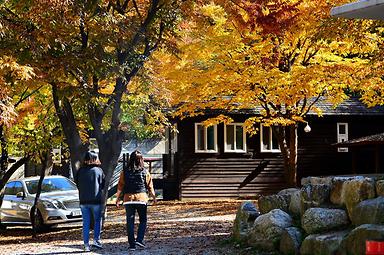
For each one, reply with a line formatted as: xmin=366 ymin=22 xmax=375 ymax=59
xmin=80 ymin=204 xmax=102 ymax=245
xmin=124 ymin=203 xmax=147 ymax=248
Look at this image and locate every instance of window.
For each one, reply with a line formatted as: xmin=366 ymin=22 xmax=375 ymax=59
xmin=224 ymin=123 xmax=246 ymax=152
xmin=25 ymin=178 xmax=77 ymax=194
xmin=3 ymin=182 xmax=23 ymax=196
xmin=260 ymin=125 xmax=280 ymax=153
xmin=52 ymin=147 xmax=61 ymax=164
xmin=4 ymin=182 xmax=16 ymax=196
xmin=337 ymin=123 xmax=349 ymax=152
xmin=195 ymin=123 xmax=218 ymax=153
xmin=13 ymin=182 xmax=23 ymax=194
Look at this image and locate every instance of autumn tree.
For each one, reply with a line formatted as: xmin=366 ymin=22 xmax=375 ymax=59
xmin=153 ymin=0 xmax=380 ymax=186
xmin=8 ymin=85 xmax=63 ymax=235
xmin=350 ymin=26 xmax=384 ymax=107
xmin=0 ymin=0 xmax=184 ymax=210
xmin=0 ymin=56 xmax=37 ymax=189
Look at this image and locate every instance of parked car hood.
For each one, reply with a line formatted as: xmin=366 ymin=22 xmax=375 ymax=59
xmin=35 ymin=191 xmax=79 ymax=201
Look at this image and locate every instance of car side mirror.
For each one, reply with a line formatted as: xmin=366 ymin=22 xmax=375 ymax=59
xmin=16 ymin=192 xmax=25 ymax=199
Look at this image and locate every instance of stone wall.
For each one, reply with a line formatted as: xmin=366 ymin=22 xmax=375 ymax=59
xmin=233 ymin=175 xmax=384 ymax=255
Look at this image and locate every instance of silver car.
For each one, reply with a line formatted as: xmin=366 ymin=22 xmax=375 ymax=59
xmin=0 ymin=175 xmax=82 ymax=231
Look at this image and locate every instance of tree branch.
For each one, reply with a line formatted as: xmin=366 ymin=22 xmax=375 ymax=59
xmin=302 ymin=94 xmax=323 ymax=116
xmin=79 ymin=10 xmax=88 ymax=49
xmin=14 ymin=85 xmax=44 ymax=108
xmin=119 ymin=0 xmax=161 ymax=64
xmin=132 ymin=0 xmax=143 ymax=22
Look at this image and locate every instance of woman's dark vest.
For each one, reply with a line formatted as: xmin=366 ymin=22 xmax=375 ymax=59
xmin=123 ymin=168 xmax=147 ymax=194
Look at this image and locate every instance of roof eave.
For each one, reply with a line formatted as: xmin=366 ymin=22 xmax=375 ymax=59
xmin=331 ymin=0 xmax=384 ymax=20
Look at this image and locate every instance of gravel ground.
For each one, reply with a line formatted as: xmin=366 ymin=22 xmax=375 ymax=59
xmin=0 ymin=201 xmax=244 ymax=255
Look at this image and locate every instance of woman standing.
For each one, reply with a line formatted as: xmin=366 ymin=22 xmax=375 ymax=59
xmin=115 ymin=150 xmax=156 ymax=251
xmin=75 ymin=150 xmax=105 ymax=252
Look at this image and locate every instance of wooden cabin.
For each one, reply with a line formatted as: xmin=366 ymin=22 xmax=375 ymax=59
xmin=163 ymin=98 xmax=384 ymax=200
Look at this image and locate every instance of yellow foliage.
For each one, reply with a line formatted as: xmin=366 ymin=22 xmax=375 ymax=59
xmin=151 ymin=0 xmax=380 ymax=127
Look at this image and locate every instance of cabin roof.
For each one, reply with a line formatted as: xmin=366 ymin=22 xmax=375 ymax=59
xmin=333 ymin=132 xmax=384 ymax=147
xmin=313 ymin=98 xmax=384 ymax=116
xmin=330 ymin=0 xmax=384 ymax=20
xmin=199 ymin=98 xmax=384 ymax=116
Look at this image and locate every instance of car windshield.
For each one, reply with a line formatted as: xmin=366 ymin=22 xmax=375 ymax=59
xmin=25 ymin=178 xmax=77 ymax=194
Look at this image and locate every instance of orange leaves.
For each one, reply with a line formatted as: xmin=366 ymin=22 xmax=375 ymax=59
xmin=201 ymin=114 xmax=234 ymax=127
xmin=0 ymin=56 xmax=34 ymax=82
xmin=151 ymin=0 xmax=380 ymax=129
xmin=0 ymin=94 xmax=17 ymax=127
xmin=241 ymin=0 xmax=301 ymax=35
xmin=0 ymin=56 xmax=35 ymax=126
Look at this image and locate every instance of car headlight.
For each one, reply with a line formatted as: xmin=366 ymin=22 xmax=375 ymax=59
xmin=41 ymin=200 xmax=65 ymax=209
xmin=41 ymin=200 xmax=56 ymax=209
xmin=52 ymin=200 xmax=65 ymax=210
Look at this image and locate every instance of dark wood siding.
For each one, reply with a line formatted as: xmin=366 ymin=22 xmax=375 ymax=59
xmin=298 ymin=115 xmax=384 ymax=179
xmin=176 ymin=114 xmax=384 ymax=200
xmin=179 ymin=157 xmax=285 ymax=199
xmin=176 ymin=115 xmax=286 ymax=200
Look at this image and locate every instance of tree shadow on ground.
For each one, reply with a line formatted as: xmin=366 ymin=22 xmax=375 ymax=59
xmin=0 ymin=224 xmax=82 ymax=245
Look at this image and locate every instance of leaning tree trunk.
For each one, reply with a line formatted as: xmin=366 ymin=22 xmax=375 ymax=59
xmin=0 ymin=156 xmax=30 ymax=191
xmin=52 ymin=85 xmax=88 ymax=178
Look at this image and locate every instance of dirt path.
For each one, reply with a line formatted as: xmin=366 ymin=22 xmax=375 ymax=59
xmin=0 ymin=200 xmax=245 ymax=255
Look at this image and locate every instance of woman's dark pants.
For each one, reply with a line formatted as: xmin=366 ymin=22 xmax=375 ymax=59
xmin=124 ymin=204 xmax=147 ymax=248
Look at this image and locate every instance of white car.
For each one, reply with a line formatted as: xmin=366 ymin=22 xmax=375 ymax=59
xmin=0 ymin=176 xmax=82 ymax=231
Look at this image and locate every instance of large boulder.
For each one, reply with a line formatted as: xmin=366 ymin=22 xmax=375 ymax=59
xmin=302 ymin=208 xmax=349 ymax=234
xmin=330 ymin=176 xmax=358 ymax=206
xmin=342 ymin=177 xmax=376 ymax=218
xmin=232 ymin=201 xmax=260 ymax=241
xmin=278 ymin=188 xmax=301 ymax=199
xmin=300 ymin=230 xmax=350 ymax=255
xmin=301 ymin=176 xmax=333 ymax=186
xmin=258 ymin=194 xmax=289 ymax=214
xmin=279 ymin=227 xmax=303 ymax=255
xmin=351 ymin=196 xmax=384 ymax=226
xmin=376 ymin=180 xmax=384 ymax=197
xmin=289 ymin=189 xmax=302 ymax=217
xmin=300 ymin=184 xmax=331 ymax=213
xmin=338 ymin=224 xmax=384 ymax=255
xmin=248 ymin=209 xmax=293 ymax=251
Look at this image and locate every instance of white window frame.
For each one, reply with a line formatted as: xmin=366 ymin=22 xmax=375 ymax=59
xmin=194 ymin=123 xmax=218 ymax=153
xmin=260 ymin=124 xmax=281 ymax=153
xmin=337 ymin=122 xmax=349 ymax=153
xmin=224 ymin=123 xmax=247 ymax=153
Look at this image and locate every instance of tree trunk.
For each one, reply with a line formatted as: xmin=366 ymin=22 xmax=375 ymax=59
xmin=0 ymin=156 xmax=30 ymax=191
xmin=52 ymin=85 xmax=88 ymax=178
xmin=31 ymin=151 xmax=49 ymax=237
xmin=0 ymin=125 xmax=9 ymax=177
xmin=275 ymin=125 xmax=298 ymax=187
xmin=88 ymin=77 xmax=126 ymax=222
xmin=287 ymin=125 xmax=298 ymax=187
